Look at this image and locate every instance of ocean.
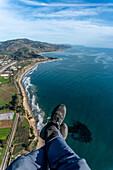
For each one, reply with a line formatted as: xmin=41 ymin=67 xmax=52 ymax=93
xmin=22 ymin=46 xmax=113 ymax=170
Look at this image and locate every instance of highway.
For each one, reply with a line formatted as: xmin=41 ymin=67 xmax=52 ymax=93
xmin=0 ymin=61 xmax=17 ymax=74
xmin=0 ymin=114 xmax=19 ymax=170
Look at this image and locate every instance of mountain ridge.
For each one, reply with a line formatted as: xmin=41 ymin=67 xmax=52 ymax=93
xmin=0 ymin=38 xmax=71 ymax=60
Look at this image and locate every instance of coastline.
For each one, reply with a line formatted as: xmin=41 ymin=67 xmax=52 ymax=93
xmin=17 ymin=58 xmax=59 ymax=149
xmin=38 ymin=50 xmax=61 ymax=55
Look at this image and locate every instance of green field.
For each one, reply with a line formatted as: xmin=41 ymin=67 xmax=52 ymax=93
xmin=0 ymin=102 xmax=6 ymax=106
xmin=0 ymin=82 xmax=17 ymax=106
xmin=0 ymin=77 xmax=9 ymax=84
xmin=0 ymin=109 xmax=13 ymax=114
xmin=13 ymin=117 xmax=30 ymax=156
xmin=0 ymin=143 xmax=7 ymax=165
xmin=0 ymin=128 xmax=10 ymax=140
xmin=13 ymin=113 xmax=16 ymax=123
xmin=22 ymin=118 xmax=29 ymax=128
xmin=0 ymin=128 xmax=10 ymax=165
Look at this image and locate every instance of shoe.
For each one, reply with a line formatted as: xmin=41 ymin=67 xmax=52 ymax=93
xmin=40 ymin=104 xmax=66 ymax=140
xmin=40 ymin=123 xmax=68 ymax=140
xmin=60 ymin=123 xmax=68 ymax=140
xmin=50 ymin=104 xmax=66 ymax=128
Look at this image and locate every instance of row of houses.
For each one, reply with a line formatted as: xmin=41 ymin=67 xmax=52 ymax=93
xmin=0 ymin=59 xmax=12 ymax=66
xmin=0 ymin=65 xmax=21 ymax=77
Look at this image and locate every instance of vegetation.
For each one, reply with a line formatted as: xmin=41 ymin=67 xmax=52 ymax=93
xmin=0 ymin=94 xmax=18 ymax=111
xmin=21 ymin=117 xmax=29 ymax=128
xmin=0 ymin=38 xmax=69 ymax=164
xmin=0 ymin=38 xmax=71 ymax=61
xmin=0 ymin=143 xmax=7 ymax=164
xmin=0 ymin=82 xmax=17 ymax=109
xmin=30 ymin=139 xmax=38 ymax=151
xmin=8 ymin=94 xmax=18 ymax=110
xmin=0 ymin=77 xmax=9 ymax=84
xmin=0 ymin=55 xmax=4 ymax=59
xmin=12 ymin=144 xmax=24 ymax=156
xmin=69 ymin=121 xmax=92 ymax=143
xmin=0 ymin=127 xmax=10 ymax=164
xmin=0 ymin=109 xmax=13 ymax=114
xmin=0 ymin=113 xmax=17 ymax=165
xmin=0 ymin=102 xmax=6 ymax=106
xmin=13 ymin=117 xmax=30 ymax=156
xmin=0 ymin=128 xmax=10 ymax=140
xmin=12 ymin=113 xmax=16 ymax=123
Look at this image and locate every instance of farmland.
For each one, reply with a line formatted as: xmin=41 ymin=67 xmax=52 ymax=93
xmin=12 ymin=117 xmax=30 ymax=156
xmin=0 ymin=77 xmax=9 ymax=84
xmin=0 ymin=82 xmax=17 ymax=107
xmin=0 ymin=128 xmax=10 ymax=140
xmin=0 ymin=120 xmax=13 ymax=128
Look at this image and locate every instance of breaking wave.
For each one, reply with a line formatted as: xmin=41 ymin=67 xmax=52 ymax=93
xmin=22 ymin=65 xmax=45 ymax=132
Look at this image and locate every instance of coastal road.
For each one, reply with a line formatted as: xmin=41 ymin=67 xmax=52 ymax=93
xmin=0 ymin=114 xmax=19 ymax=170
xmin=0 ymin=61 xmax=17 ymax=74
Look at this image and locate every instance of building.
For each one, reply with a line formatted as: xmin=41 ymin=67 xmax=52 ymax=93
xmin=10 ymin=66 xmax=18 ymax=71
xmin=0 ymin=112 xmax=14 ymax=120
xmin=0 ymin=73 xmax=13 ymax=77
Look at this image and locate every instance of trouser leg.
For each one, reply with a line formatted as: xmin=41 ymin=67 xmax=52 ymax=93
xmin=45 ymin=126 xmax=90 ymax=170
xmin=6 ymin=146 xmax=47 ymax=170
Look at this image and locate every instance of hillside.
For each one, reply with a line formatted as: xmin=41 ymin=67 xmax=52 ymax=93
xmin=0 ymin=39 xmax=71 ymax=60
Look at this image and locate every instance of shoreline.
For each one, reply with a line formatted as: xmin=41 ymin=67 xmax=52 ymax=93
xmin=38 ymin=50 xmax=61 ymax=55
xmin=18 ymin=58 xmax=59 ymax=117
xmin=17 ymin=58 xmax=59 ymax=149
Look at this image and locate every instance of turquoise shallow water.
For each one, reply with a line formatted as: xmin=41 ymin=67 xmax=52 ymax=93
xmin=22 ymin=47 xmax=113 ymax=170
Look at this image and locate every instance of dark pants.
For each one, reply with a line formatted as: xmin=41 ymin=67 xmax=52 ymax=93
xmin=6 ymin=126 xmax=90 ymax=170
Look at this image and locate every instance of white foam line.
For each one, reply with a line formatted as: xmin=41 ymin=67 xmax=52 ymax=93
xmin=29 ymin=64 xmax=39 ymax=74
xmin=22 ymin=69 xmax=45 ymax=132
xmin=22 ymin=59 xmax=60 ymax=131
xmin=38 ymin=59 xmax=60 ymax=65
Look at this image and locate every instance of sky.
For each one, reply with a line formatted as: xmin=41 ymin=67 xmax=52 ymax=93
xmin=1 ymin=0 xmax=113 ymax=47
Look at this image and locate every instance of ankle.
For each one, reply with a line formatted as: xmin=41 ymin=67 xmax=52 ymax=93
xmin=46 ymin=125 xmax=59 ymax=141
xmin=49 ymin=121 xmax=59 ymax=129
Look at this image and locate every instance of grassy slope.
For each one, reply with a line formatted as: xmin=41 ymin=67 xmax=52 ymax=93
xmin=0 ymin=38 xmax=70 ymax=61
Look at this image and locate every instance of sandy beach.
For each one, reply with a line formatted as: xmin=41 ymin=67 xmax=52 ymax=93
xmin=18 ymin=58 xmax=59 ymax=149
xmin=18 ymin=63 xmax=38 ymax=142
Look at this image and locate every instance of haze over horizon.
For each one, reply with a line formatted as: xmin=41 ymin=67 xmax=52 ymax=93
xmin=1 ymin=0 xmax=113 ymax=48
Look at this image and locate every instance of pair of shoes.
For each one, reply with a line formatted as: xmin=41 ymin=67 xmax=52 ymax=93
xmin=40 ymin=104 xmax=68 ymax=140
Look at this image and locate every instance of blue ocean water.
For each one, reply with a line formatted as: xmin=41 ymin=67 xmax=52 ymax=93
xmin=22 ymin=46 xmax=113 ymax=170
